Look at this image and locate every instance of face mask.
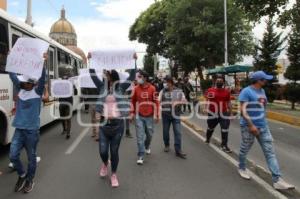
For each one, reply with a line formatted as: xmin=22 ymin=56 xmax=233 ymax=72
xmin=137 ymin=78 xmax=144 ymax=85
xmin=163 ymin=83 xmax=168 ymax=89
xmin=216 ymin=82 xmax=224 ymax=88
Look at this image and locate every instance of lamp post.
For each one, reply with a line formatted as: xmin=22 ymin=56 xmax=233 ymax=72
xmin=25 ymin=0 xmax=33 ymax=26
xmin=224 ymin=0 xmax=228 ymax=67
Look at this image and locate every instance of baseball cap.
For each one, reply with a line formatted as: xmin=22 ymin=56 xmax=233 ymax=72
xmin=17 ymin=75 xmax=37 ymax=84
xmin=250 ymin=71 xmax=273 ymax=81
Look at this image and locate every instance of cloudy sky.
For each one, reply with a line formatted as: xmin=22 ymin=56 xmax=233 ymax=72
xmin=6 ymin=0 xmax=293 ymax=65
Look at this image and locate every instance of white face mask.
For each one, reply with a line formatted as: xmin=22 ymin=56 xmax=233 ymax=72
xmin=137 ymin=78 xmax=144 ymax=85
xmin=163 ymin=83 xmax=168 ymax=89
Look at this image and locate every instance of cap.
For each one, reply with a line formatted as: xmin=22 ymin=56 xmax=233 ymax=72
xmin=250 ymin=71 xmax=273 ymax=81
xmin=17 ymin=75 xmax=37 ymax=84
xmin=164 ymin=75 xmax=173 ymax=82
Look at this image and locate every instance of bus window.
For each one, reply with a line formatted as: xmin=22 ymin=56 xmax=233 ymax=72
xmin=12 ymin=34 xmax=20 ymax=47
xmin=0 ymin=23 xmax=8 ymax=73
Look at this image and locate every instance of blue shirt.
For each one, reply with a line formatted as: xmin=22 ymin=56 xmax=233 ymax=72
xmin=239 ymin=86 xmax=268 ymax=128
xmin=9 ymin=69 xmax=46 ymax=130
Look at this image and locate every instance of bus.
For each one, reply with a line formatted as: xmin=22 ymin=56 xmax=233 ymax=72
xmin=0 ymin=9 xmax=85 ymax=145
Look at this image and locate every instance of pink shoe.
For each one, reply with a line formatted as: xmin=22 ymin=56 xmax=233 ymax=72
xmin=99 ymin=164 xmax=108 ymax=177
xmin=111 ymin=174 xmax=119 ymax=188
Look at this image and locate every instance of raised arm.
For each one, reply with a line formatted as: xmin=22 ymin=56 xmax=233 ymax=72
xmin=89 ymin=68 xmax=104 ymax=91
xmin=35 ymin=67 xmax=46 ymax=96
xmin=9 ymin=72 xmax=21 ymax=90
xmin=120 ymin=69 xmax=136 ymax=91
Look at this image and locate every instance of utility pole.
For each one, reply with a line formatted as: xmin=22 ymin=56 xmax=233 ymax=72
xmin=224 ymin=0 xmax=228 ymax=67
xmin=25 ymin=0 xmax=33 ymax=26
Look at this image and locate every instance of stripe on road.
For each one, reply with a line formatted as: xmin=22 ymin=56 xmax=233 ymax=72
xmin=182 ymin=122 xmax=288 ymax=199
xmin=65 ymin=127 xmax=91 ymax=155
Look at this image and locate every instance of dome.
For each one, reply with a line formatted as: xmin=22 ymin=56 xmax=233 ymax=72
xmin=50 ymin=7 xmax=76 ymax=34
xmin=66 ymin=45 xmax=87 ymax=64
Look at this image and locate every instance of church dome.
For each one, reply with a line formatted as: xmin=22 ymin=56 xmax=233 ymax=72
xmin=66 ymin=45 xmax=87 ymax=64
xmin=49 ymin=7 xmax=77 ymax=46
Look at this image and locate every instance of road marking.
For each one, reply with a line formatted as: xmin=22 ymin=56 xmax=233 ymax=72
xmin=65 ymin=127 xmax=91 ymax=155
xmin=182 ymin=122 xmax=288 ymax=199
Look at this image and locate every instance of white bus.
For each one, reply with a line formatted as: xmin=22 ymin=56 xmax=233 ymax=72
xmin=0 ymin=9 xmax=85 ymax=145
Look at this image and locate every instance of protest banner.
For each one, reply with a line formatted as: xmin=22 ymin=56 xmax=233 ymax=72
xmin=89 ymin=49 xmax=136 ymax=70
xmin=5 ymin=38 xmax=49 ymax=79
xmin=78 ymin=69 xmax=103 ymax=88
xmin=51 ymin=80 xmax=73 ymax=98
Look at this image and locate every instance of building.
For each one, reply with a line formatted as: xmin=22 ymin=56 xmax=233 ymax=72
xmin=49 ymin=7 xmax=87 ymax=64
xmin=0 ymin=0 xmax=7 ymax=11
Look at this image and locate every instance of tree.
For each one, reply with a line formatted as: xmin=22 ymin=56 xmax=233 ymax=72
xmin=284 ymin=25 xmax=300 ymax=110
xmin=254 ymin=18 xmax=285 ymax=77
xmin=129 ymin=0 xmax=254 ymax=78
xmin=143 ymin=54 xmax=155 ymax=77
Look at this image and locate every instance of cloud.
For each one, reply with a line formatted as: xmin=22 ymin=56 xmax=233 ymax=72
xmin=10 ymin=1 xmax=20 ymax=7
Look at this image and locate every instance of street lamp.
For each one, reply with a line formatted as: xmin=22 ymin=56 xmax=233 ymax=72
xmin=224 ymin=0 xmax=228 ymax=67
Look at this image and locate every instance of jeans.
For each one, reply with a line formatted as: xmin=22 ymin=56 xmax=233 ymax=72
xmin=99 ymin=119 xmax=124 ymax=173
xmin=239 ymin=126 xmax=281 ymax=182
xmin=9 ymin=129 xmax=39 ymax=181
xmin=135 ymin=115 xmax=154 ymax=157
xmin=162 ymin=113 xmax=182 ymax=153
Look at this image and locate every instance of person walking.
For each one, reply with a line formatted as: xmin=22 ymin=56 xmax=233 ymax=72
xmin=183 ymin=77 xmax=194 ymax=113
xmin=238 ymin=71 xmax=295 ymax=190
xmin=131 ymin=70 xmax=159 ymax=165
xmin=9 ymin=53 xmax=47 ymax=193
xmin=204 ymin=75 xmax=232 ymax=153
xmin=159 ymin=75 xmax=187 ymax=159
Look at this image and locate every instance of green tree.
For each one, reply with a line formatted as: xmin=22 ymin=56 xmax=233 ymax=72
xmin=143 ymin=54 xmax=155 ymax=77
xmin=284 ymin=25 xmax=300 ymax=110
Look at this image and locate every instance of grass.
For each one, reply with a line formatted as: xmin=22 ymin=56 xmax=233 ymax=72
xmin=267 ymin=103 xmax=300 ymax=117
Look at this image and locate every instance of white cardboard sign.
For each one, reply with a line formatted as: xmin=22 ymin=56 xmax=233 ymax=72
xmin=78 ymin=69 xmax=103 ymax=88
xmin=5 ymin=38 xmax=49 ymax=80
xmin=89 ymin=49 xmax=135 ymax=70
xmin=51 ymin=80 xmax=73 ymax=98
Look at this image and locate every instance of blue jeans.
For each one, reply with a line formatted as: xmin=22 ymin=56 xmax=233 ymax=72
xmin=135 ymin=115 xmax=154 ymax=157
xmin=239 ymin=126 xmax=281 ymax=182
xmin=162 ymin=113 xmax=182 ymax=153
xmin=9 ymin=129 xmax=39 ymax=181
xmin=99 ymin=119 xmax=124 ymax=173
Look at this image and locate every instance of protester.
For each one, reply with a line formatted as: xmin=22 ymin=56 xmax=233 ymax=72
xmin=159 ymin=75 xmax=187 ymax=159
xmin=238 ymin=71 xmax=295 ymax=190
xmin=204 ymin=75 xmax=232 ymax=153
xmin=8 ymin=53 xmax=47 ymax=193
xmin=58 ymin=76 xmax=73 ymax=140
xmin=131 ymin=70 xmax=159 ymax=165
xmin=88 ymin=53 xmax=135 ymax=188
xmin=183 ymin=77 xmax=194 ymax=113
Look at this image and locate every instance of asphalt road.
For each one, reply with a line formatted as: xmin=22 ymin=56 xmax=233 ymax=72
xmin=188 ymin=112 xmax=300 ymax=189
xmin=0 ymin=112 xmax=274 ymax=199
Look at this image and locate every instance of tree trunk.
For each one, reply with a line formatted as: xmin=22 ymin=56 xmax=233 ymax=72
xmin=291 ymin=101 xmax=296 ymax=110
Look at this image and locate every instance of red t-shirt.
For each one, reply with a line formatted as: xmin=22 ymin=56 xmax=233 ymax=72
xmin=205 ymin=87 xmax=231 ymax=113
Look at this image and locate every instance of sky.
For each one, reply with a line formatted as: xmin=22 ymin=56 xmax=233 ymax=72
xmin=5 ymin=0 xmax=294 ymax=65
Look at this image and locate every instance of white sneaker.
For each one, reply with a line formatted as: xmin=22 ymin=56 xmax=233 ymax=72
xmin=273 ymin=178 xmax=295 ymax=190
xmin=36 ymin=156 xmax=41 ymax=163
xmin=8 ymin=162 xmax=14 ymax=169
xmin=238 ymin=169 xmax=251 ymax=180
xmin=137 ymin=157 xmax=144 ymax=165
xmin=145 ymin=148 xmax=151 ymax=155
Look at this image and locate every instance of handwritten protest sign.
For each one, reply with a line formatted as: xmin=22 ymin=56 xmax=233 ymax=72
xmin=51 ymin=80 xmax=73 ymax=98
xmin=89 ymin=49 xmax=136 ymax=70
xmin=6 ymin=38 xmax=49 ymax=79
xmin=78 ymin=69 xmax=103 ymax=88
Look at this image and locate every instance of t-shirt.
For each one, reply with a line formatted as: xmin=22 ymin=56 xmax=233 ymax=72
xmin=205 ymin=87 xmax=231 ymax=113
xmin=103 ymin=94 xmax=120 ymax=119
xmin=239 ymin=86 xmax=268 ymax=128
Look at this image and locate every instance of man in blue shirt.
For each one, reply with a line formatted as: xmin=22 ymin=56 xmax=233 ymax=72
xmin=238 ymin=71 xmax=294 ymax=190
xmin=9 ymin=53 xmax=47 ymax=193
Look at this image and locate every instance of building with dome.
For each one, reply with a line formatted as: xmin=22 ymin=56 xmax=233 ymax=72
xmin=49 ymin=7 xmax=87 ymax=64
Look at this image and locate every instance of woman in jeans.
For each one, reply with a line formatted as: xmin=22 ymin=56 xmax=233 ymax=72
xmin=89 ymin=66 xmax=134 ymax=188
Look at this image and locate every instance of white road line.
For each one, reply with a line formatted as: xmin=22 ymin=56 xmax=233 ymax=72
xmin=182 ymin=123 xmax=288 ymax=199
xmin=65 ymin=127 xmax=91 ymax=155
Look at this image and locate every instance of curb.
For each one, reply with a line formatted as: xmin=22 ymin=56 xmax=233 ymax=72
xmin=182 ymin=119 xmax=300 ymax=199
xmin=267 ymin=111 xmax=300 ymax=127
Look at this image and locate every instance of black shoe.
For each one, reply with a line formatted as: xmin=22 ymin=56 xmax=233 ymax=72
xmin=176 ymin=151 xmax=187 ymax=159
xmin=221 ymin=145 xmax=232 ymax=153
xmin=66 ymin=134 xmax=70 ymax=139
xmin=205 ymin=139 xmax=210 ymax=144
xmin=125 ymin=132 xmax=133 ymax=138
xmin=23 ymin=180 xmax=35 ymax=193
xmin=164 ymin=146 xmax=170 ymax=153
xmin=14 ymin=176 xmax=26 ymax=192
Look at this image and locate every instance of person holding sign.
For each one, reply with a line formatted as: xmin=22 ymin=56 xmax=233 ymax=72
xmin=8 ymin=52 xmax=48 ymax=193
xmin=130 ymin=70 xmax=159 ymax=165
xmin=88 ymin=53 xmax=135 ymax=188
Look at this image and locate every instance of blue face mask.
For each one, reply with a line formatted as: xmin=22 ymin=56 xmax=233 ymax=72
xmin=137 ymin=79 xmax=144 ymax=85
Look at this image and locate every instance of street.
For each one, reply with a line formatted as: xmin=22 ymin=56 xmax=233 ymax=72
xmin=188 ymin=112 xmax=300 ymax=189
xmin=0 ymin=112 xmax=274 ymax=199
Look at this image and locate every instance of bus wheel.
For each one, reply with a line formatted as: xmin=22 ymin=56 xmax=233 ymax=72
xmin=0 ymin=111 xmax=7 ymax=145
